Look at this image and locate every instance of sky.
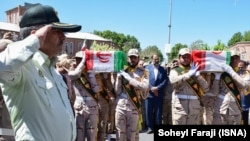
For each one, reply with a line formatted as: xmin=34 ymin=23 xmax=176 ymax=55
xmin=1 ymin=0 xmax=250 ymax=58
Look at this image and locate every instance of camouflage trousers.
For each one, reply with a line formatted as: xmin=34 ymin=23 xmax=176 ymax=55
xmin=75 ymin=106 xmax=99 ymax=141
xmin=115 ymin=109 xmax=139 ymax=141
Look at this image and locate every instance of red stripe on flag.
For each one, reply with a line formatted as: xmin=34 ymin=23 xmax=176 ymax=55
xmin=85 ymin=50 xmax=94 ymax=71
xmin=211 ymin=51 xmax=223 ymax=55
xmin=192 ymin=50 xmax=206 ymax=70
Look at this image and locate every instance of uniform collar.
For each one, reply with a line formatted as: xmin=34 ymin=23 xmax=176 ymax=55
xmin=179 ymin=64 xmax=190 ymax=72
xmin=233 ymin=67 xmax=239 ymax=73
xmin=127 ymin=66 xmax=138 ymax=73
xmin=32 ymin=51 xmax=57 ymax=67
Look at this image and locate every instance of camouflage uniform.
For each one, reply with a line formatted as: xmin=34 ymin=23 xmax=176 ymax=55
xmin=102 ymin=73 xmax=116 ymax=134
xmin=91 ymin=73 xmax=113 ymax=141
xmin=162 ymin=79 xmax=173 ymax=125
xmin=105 ymin=73 xmax=117 ymax=140
xmin=200 ymin=73 xmax=220 ymax=125
xmin=169 ymin=65 xmax=209 ymax=125
xmin=73 ymin=72 xmax=99 ymax=141
xmin=213 ymin=71 xmax=250 ymax=125
xmin=115 ymin=67 xmax=149 ymax=141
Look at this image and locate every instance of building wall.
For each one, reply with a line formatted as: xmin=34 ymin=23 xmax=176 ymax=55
xmin=62 ymin=38 xmax=87 ymax=58
xmin=229 ymin=41 xmax=250 ymax=62
xmin=3 ymin=3 xmax=115 ymax=57
xmin=6 ymin=5 xmax=30 ymax=24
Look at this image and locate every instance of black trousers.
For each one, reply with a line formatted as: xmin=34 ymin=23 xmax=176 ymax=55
xmin=242 ymin=110 xmax=249 ymax=125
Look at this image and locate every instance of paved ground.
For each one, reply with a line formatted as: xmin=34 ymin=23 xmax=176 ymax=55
xmin=106 ymin=132 xmax=154 ymax=141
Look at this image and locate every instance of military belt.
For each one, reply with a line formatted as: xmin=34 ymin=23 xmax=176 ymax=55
xmin=76 ymin=96 xmax=94 ymax=101
xmin=176 ymin=94 xmax=198 ymax=100
xmin=217 ymin=94 xmax=236 ymax=102
xmin=120 ymin=93 xmax=128 ymax=99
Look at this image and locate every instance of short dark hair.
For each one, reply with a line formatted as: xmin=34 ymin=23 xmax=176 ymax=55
xmin=19 ymin=25 xmax=43 ymax=39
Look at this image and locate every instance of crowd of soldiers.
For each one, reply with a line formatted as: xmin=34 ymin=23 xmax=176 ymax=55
xmin=1 ymin=39 xmax=250 ymax=141
xmin=56 ymin=48 xmax=150 ymax=141
xmin=168 ymin=48 xmax=250 ymax=125
xmin=1 ymin=33 xmax=250 ymax=141
xmin=55 ymin=47 xmax=250 ymax=139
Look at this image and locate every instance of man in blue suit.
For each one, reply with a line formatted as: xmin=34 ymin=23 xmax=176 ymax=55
xmin=145 ymin=54 xmax=168 ymax=134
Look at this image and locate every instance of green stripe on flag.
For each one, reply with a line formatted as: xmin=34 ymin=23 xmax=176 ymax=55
xmin=114 ymin=51 xmax=127 ymax=72
xmin=226 ymin=51 xmax=231 ymax=65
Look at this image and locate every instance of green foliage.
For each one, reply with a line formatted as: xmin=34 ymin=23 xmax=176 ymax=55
xmin=93 ymin=29 xmax=250 ymax=59
xmin=227 ymin=32 xmax=243 ymax=46
xmin=93 ymin=30 xmax=141 ymax=53
xmin=200 ymin=43 xmax=210 ymax=50
xmin=227 ymin=31 xmax=250 ymax=47
xmin=140 ymin=45 xmax=163 ymax=63
xmin=90 ymin=41 xmax=117 ymax=51
xmin=123 ymin=35 xmax=140 ymax=52
xmin=168 ymin=43 xmax=188 ymax=62
xmin=242 ymin=30 xmax=250 ymax=42
xmin=213 ymin=40 xmax=227 ymax=51
xmin=190 ymin=40 xmax=211 ymax=50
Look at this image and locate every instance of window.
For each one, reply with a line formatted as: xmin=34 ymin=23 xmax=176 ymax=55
xmin=69 ymin=42 xmax=74 ymax=55
xmin=64 ymin=42 xmax=68 ymax=53
xmin=78 ymin=42 xmax=82 ymax=51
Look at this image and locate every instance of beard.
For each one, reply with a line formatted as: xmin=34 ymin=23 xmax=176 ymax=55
xmin=182 ymin=63 xmax=190 ymax=67
xmin=128 ymin=62 xmax=138 ymax=68
xmin=153 ymin=61 xmax=159 ymax=65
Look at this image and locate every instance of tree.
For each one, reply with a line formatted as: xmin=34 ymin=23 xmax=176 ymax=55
xmin=140 ymin=45 xmax=164 ymax=63
xmin=213 ymin=40 xmax=227 ymax=51
xmin=93 ymin=30 xmax=140 ymax=53
xmin=90 ymin=41 xmax=117 ymax=51
xmin=168 ymin=43 xmax=188 ymax=62
xmin=227 ymin=32 xmax=243 ymax=47
xmin=242 ymin=30 xmax=250 ymax=42
xmin=122 ymin=35 xmax=140 ymax=53
xmin=200 ymin=43 xmax=210 ymax=50
xmin=190 ymin=40 xmax=210 ymax=50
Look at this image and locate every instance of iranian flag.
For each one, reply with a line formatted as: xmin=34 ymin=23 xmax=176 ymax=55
xmin=85 ymin=50 xmax=127 ymax=72
xmin=192 ymin=50 xmax=231 ymax=72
